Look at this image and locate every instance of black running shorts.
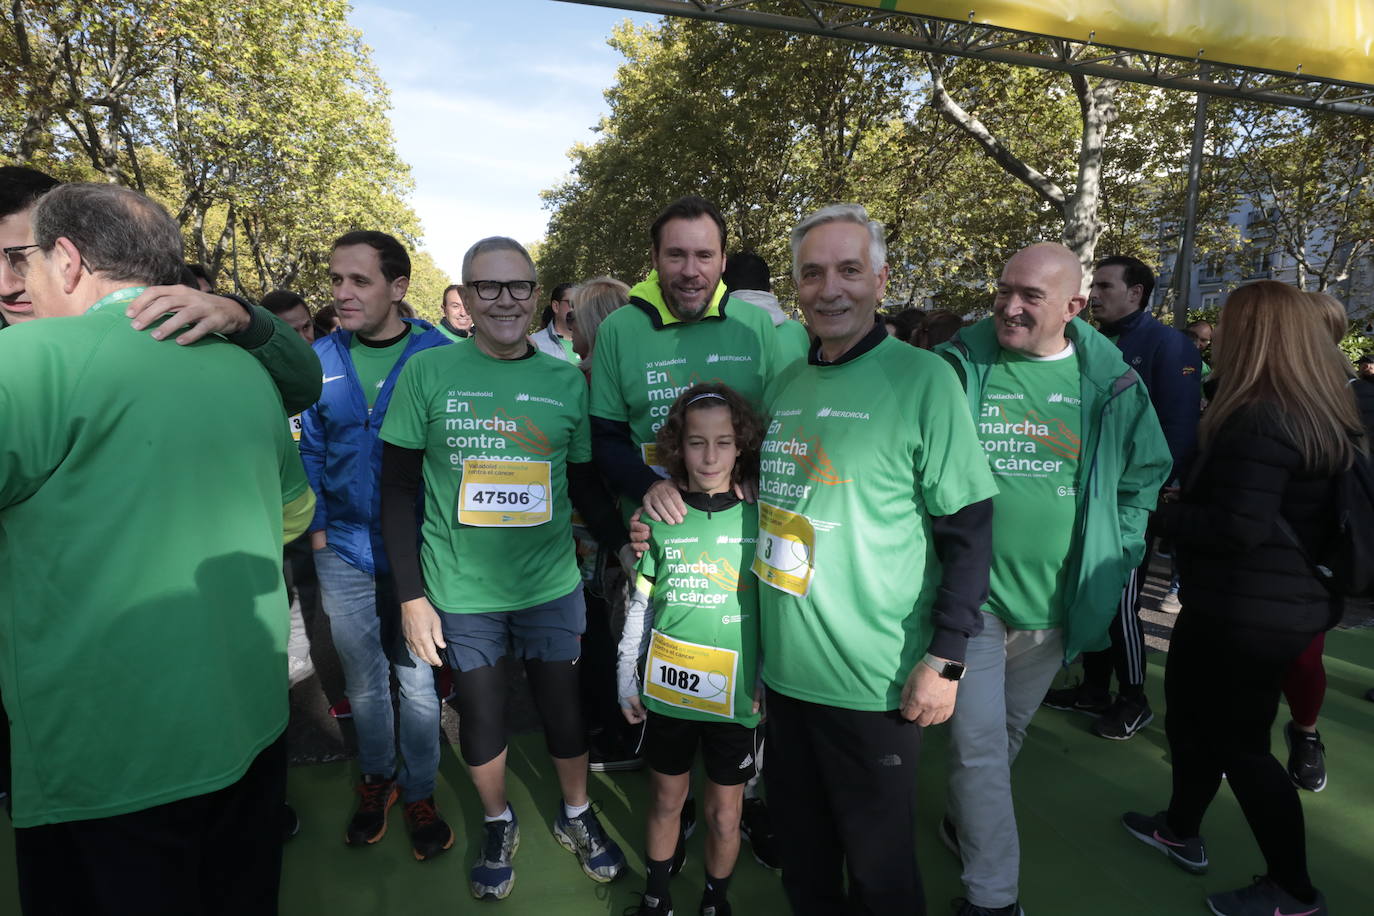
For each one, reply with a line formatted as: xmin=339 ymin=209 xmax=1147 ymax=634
xmin=641 ymin=709 xmax=759 ymax=786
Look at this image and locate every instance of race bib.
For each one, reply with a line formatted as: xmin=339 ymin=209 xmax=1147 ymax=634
xmin=457 ymin=458 xmax=552 ymax=527
xmin=640 ymin=442 xmax=667 ymax=478
xmin=644 ymin=630 xmax=737 ymax=720
xmin=289 ymin=414 xmax=303 ymax=443
xmin=752 ymin=501 xmax=816 ymax=597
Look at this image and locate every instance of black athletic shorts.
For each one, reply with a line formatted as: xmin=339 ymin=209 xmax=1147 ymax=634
xmin=640 ymin=709 xmax=759 ymax=786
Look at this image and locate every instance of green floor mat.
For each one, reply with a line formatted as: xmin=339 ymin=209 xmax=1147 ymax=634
xmin=3 ymin=627 xmax=1372 ymax=914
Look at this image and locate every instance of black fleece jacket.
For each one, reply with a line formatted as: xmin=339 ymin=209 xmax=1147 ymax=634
xmin=1156 ymin=402 xmax=1341 ymax=634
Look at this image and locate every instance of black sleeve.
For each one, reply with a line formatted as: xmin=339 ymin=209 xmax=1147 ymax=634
xmin=591 ymin=415 xmax=664 ymax=502
xmin=925 ymin=498 xmax=993 ymax=663
xmin=568 ymin=461 xmax=629 ymax=554
xmin=380 ymin=442 xmax=427 ymax=603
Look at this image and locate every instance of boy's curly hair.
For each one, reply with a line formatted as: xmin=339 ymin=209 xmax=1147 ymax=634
xmin=654 ymin=382 xmax=767 ymax=488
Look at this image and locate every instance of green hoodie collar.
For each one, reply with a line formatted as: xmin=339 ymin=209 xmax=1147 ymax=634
xmin=949 ymin=316 xmax=1133 ymax=389
xmin=627 ymin=270 xmax=728 ymax=330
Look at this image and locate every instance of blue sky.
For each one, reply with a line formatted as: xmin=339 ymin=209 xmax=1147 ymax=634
xmin=350 ymin=1 xmax=657 ymax=279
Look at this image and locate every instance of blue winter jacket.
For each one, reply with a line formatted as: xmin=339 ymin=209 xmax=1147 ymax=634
xmin=1100 ymin=308 xmax=1202 ymax=481
xmin=300 ymin=319 xmax=450 ymax=575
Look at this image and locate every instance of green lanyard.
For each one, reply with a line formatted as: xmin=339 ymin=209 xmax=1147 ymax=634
xmin=85 ymin=286 xmax=148 ymax=315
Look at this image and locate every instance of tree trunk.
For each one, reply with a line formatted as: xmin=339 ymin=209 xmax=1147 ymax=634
xmin=1062 ymin=79 xmax=1121 ymax=276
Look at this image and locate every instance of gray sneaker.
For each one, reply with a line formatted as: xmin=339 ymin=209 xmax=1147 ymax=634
xmin=470 ymin=813 xmax=519 ymax=899
xmin=554 ymin=805 xmax=625 ymax=883
xmin=1205 ymin=877 xmax=1326 ymax=916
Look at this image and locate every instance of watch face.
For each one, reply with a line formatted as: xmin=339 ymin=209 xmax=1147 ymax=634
xmin=944 ymin=662 xmax=966 ymax=680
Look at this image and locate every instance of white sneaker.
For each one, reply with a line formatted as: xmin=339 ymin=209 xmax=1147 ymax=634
xmin=288 ymin=654 xmax=316 ymax=687
xmin=1159 ymin=590 xmax=1181 ymax=614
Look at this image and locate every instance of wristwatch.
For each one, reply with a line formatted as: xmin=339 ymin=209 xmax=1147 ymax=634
xmin=922 ymin=653 xmax=966 ymax=681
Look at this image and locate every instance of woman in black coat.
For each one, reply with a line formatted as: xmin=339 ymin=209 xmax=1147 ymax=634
xmin=1120 ymin=281 xmax=1363 ymax=916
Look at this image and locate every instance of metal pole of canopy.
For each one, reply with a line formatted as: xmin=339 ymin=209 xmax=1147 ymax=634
xmin=1172 ymin=79 xmax=1209 ymax=329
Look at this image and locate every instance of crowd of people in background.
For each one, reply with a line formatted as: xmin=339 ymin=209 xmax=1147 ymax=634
xmin=2 ymin=162 xmax=1371 ymax=916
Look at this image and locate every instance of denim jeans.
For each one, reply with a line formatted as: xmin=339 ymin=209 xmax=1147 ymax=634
xmin=314 ymin=547 xmax=439 ymax=802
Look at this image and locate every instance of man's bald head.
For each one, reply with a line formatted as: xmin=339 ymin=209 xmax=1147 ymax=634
xmin=1008 ymin=242 xmax=1083 ymax=297
xmin=993 ymin=242 xmax=1087 ymax=357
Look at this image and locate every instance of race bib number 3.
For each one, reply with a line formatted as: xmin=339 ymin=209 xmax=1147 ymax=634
xmin=457 ymin=458 xmax=552 ymax=528
xmin=644 ymin=630 xmax=737 ymax=720
xmin=752 ymin=500 xmax=816 ymax=597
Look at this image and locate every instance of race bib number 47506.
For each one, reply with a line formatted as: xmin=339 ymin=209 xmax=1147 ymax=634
xmin=457 ymin=458 xmax=552 ymax=528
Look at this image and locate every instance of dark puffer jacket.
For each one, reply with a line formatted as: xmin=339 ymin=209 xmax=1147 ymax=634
xmin=1157 ymin=402 xmax=1341 ymax=634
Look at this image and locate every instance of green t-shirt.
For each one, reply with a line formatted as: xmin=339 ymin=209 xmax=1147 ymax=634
xmin=0 ymin=287 xmax=307 ymax=827
xmin=380 ymin=343 xmax=590 ymax=613
xmin=757 ymin=337 xmax=998 ymax=711
xmin=978 ymin=347 xmax=1083 ymax=630
xmin=351 ymin=325 xmax=424 ymax=408
xmin=559 ymin=334 xmax=580 ymax=364
xmin=590 ymin=273 xmax=780 ymax=467
xmin=777 ymin=319 xmax=811 ymax=368
xmin=638 ymin=502 xmax=761 ymax=727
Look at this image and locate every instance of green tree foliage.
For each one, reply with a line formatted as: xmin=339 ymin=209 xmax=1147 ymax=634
xmin=1210 ymin=103 xmax=1373 ymax=299
xmin=538 ymin=16 xmax=1367 ymax=321
xmin=0 ymin=0 xmax=449 ymax=306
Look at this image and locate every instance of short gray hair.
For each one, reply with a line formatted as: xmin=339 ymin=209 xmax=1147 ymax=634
xmin=461 ymin=236 xmax=537 ymax=285
xmin=789 ymin=203 xmax=886 ymax=283
xmin=32 ymin=183 xmax=184 ymax=286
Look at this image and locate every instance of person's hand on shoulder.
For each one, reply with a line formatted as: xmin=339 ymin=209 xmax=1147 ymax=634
xmin=127 ymin=287 xmax=250 ymax=344
xmin=642 ymin=478 xmax=687 ymax=525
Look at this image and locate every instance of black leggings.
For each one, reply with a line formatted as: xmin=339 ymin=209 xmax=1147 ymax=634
xmin=1164 ymin=611 xmax=1317 ymax=901
xmin=455 ymin=658 xmax=587 ymax=766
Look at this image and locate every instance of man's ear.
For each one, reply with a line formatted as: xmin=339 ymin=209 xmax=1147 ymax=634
xmin=53 ymin=237 xmax=84 ymax=294
xmin=391 ymin=275 xmax=410 ymax=305
xmin=1065 ymin=293 xmax=1087 ymax=321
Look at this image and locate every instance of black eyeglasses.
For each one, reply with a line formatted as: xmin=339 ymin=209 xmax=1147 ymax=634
xmin=469 ymin=280 xmax=536 ymax=301
xmin=2 ymin=244 xmax=40 ymax=278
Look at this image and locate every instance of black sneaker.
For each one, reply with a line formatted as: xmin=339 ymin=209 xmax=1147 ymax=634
xmin=1121 ymin=811 xmax=1208 ymax=874
xmin=589 ymin=733 xmax=644 ymax=773
xmin=739 ymin=797 xmax=780 ymax=870
xmin=345 ymin=774 xmax=399 ymax=845
xmin=404 ymin=796 xmax=455 ymax=861
xmin=939 ymin=815 xmax=961 ymax=859
xmin=1042 ymin=682 xmax=1112 ymax=715
xmin=952 ymin=899 xmax=1024 ymax=916
xmin=699 ymin=899 xmax=732 ymax=916
xmin=1284 ymin=722 xmax=1327 ymax=792
xmin=1205 ymin=876 xmax=1327 ymax=916
xmin=1091 ymin=694 xmax=1153 ymax=740
xmin=624 ymin=893 xmax=673 ymax=915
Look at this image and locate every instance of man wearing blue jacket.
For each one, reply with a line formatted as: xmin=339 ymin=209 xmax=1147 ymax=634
xmin=300 ymin=231 xmax=453 ymax=859
xmin=1045 ymin=255 xmax=1201 ymax=740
